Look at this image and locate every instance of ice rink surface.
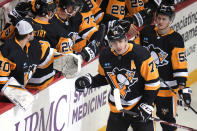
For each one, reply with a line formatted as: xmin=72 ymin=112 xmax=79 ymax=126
xmin=174 ymin=82 xmax=197 ymax=131
xmin=128 ymin=82 xmax=197 ymax=131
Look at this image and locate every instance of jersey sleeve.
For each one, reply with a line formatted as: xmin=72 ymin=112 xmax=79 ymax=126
xmin=55 ymin=37 xmax=73 ymax=54
xmin=125 ymin=0 xmax=145 ymax=17
xmin=84 ymin=0 xmax=104 ymax=24
xmin=140 ymin=53 xmax=160 ymax=105
xmin=78 ymin=11 xmax=99 ymax=42
xmin=37 ymin=40 xmax=55 ymax=69
xmin=0 ymin=52 xmax=16 ymax=89
xmin=98 ymin=62 xmax=105 ymax=76
xmin=91 ymin=61 xmax=108 ymax=87
xmin=171 ymin=38 xmax=188 ymax=85
xmin=0 ymin=23 xmax=15 ymax=41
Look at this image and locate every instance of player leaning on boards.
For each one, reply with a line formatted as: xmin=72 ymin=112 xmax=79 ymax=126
xmin=0 ymin=20 xmax=56 ymax=109
xmin=75 ymin=20 xmax=160 ymax=131
xmin=134 ymin=4 xmax=190 ymax=131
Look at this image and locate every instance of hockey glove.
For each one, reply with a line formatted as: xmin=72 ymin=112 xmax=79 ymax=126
xmin=133 ymin=8 xmax=153 ymax=27
xmin=136 ymin=103 xmax=154 ymax=122
xmin=53 ymin=52 xmax=83 ymax=79
xmin=8 ymin=2 xmax=31 ymax=25
xmin=178 ymin=87 xmax=192 ymax=106
xmin=75 ymin=73 xmax=93 ymax=92
xmin=81 ymin=46 xmax=96 ymax=62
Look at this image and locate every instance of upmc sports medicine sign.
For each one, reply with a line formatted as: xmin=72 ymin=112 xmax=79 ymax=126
xmin=0 ymin=59 xmax=111 ymax=131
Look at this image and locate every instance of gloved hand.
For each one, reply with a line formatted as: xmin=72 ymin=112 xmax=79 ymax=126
xmin=75 ymin=73 xmax=93 ymax=92
xmin=81 ymin=46 xmax=96 ymax=62
xmin=178 ymin=87 xmax=192 ymax=106
xmin=133 ymin=8 xmax=153 ymax=27
xmin=136 ymin=103 xmax=154 ymax=122
xmin=8 ymin=2 xmax=31 ymax=25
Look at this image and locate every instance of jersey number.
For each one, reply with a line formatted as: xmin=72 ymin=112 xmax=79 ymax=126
xmin=148 ymin=61 xmax=155 ymax=73
xmin=84 ymin=15 xmax=96 ymax=24
xmin=111 ymin=5 xmax=125 ymax=15
xmin=86 ymin=0 xmax=94 ymax=8
xmin=131 ymin=0 xmax=144 ymax=8
xmin=61 ymin=42 xmax=72 ymax=53
xmin=0 ymin=61 xmax=9 ymax=72
xmin=178 ymin=52 xmax=187 ymax=62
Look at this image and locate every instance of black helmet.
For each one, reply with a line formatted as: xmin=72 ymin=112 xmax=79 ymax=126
xmin=107 ymin=20 xmax=127 ymax=42
xmin=59 ymin=0 xmax=83 ymax=12
xmin=32 ymin=0 xmax=56 ymax=16
xmin=156 ymin=4 xmax=175 ymax=21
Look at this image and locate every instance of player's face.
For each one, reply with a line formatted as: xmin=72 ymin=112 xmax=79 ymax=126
xmin=65 ymin=5 xmax=80 ymax=17
xmin=109 ymin=38 xmax=129 ymax=55
xmin=28 ymin=32 xmax=34 ymax=41
xmin=155 ymin=14 xmax=171 ymax=30
xmin=48 ymin=10 xmax=56 ymax=19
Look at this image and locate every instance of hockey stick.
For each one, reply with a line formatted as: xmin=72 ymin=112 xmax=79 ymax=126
xmin=161 ymin=79 xmax=197 ymax=115
xmin=113 ymin=88 xmax=197 ymax=131
xmin=53 ymin=52 xmax=83 ymax=79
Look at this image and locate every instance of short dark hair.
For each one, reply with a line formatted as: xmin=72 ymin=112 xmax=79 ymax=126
xmin=14 ymin=28 xmax=28 ymax=40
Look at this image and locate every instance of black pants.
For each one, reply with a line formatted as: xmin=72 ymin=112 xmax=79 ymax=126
xmin=155 ymin=96 xmax=177 ymax=131
xmin=106 ymin=111 xmax=154 ymax=131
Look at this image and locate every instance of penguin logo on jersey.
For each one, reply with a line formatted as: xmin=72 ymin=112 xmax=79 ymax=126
xmin=146 ymin=44 xmax=168 ymax=67
xmin=107 ymin=67 xmax=138 ymax=98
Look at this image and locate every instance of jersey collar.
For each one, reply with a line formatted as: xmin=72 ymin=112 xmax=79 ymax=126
xmin=55 ymin=13 xmax=65 ymax=23
xmin=33 ymin=18 xmax=50 ymax=24
xmin=154 ymin=26 xmax=174 ymax=37
xmin=15 ymin=38 xmax=30 ymax=53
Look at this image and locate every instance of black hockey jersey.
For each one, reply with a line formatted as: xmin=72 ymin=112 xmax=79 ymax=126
xmin=136 ymin=25 xmax=188 ymax=97
xmin=69 ymin=4 xmax=99 ymax=42
xmin=26 ymin=18 xmax=71 ymax=90
xmin=84 ymin=0 xmax=104 ymax=24
xmin=29 ymin=18 xmax=71 ymax=49
xmin=96 ymin=43 xmax=160 ymax=112
xmin=100 ymin=0 xmax=126 ymax=26
xmin=125 ymin=0 xmax=148 ymax=17
xmin=0 ymin=38 xmax=54 ymax=89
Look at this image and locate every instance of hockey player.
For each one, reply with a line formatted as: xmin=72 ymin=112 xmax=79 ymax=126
xmin=56 ymin=0 xmax=106 ymax=62
xmin=82 ymin=0 xmax=104 ymax=24
xmin=0 ymin=2 xmax=32 ymax=41
xmin=125 ymin=0 xmax=161 ymax=27
xmin=99 ymin=0 xmax=163 ymax=41
xmin=25 ymin=0 xmax=67 ymax=89
xmin=135 ymin=4 xmax=190 ymax=131
xmin=0 ymin=20 xmax=55 ymax=101
xmin=0 ymin=1 xmax=56 ymax=90
xmin=75 ymin=20 xmax=160 ymax=131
